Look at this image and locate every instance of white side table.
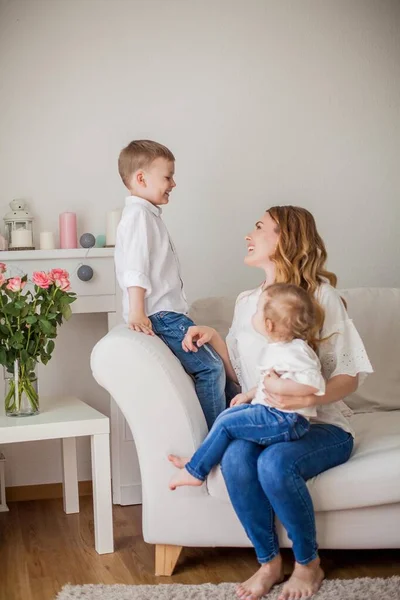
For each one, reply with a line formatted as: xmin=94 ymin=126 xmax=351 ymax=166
xmin=0 ymin=395 xmax=114 ymax=554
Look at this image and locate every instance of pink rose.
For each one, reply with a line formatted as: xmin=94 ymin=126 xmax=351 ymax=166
xmin=6 ymin=277 xmax=26 ymax=292
xmin=0 ymin=263 xmax=6 ymax=273
xmin=55 ymin=277 xmax=71 ymax=292
xmin=32 ymin=271 xmax=51 ymax=289
xmin=49 ymin=268 xmax=69 ymax=282
xmin=0 ymin=273 xmax=5 ymax=286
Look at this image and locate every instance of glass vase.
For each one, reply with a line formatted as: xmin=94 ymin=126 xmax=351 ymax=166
xmin=4 ymin=359 xmax=39 ymax=417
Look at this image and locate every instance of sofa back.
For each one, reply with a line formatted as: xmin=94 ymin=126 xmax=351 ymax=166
xmin=341 ymin=288 xmax=400 ymax=412
xmin=190 ymin=288 xmax=400 ymax=413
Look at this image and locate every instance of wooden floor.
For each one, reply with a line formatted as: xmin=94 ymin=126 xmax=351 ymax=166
xmin=1 ymin=497 xmax=399 ymax=600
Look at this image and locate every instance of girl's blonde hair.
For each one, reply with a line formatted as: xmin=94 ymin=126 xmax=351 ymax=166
xmin=262 ymin=283 xmax=320 ymax=350
xmin=267 ymin=206 xmax=339 ymax=333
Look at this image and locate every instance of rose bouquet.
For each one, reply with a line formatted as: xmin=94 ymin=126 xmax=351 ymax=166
xmin=0 ymin=264 xmax=76 ymax=415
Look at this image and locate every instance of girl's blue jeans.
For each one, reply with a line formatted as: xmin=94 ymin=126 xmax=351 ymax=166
xmin=186 ymin=404 xmax=310 ymax=481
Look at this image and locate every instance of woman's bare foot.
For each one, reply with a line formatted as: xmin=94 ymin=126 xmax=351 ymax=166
xmin=169 ymin=468 xmax=203 ymax=490
xmin=236 ymin=554 xmax=284 ymax=599
xmin=278 ymin=557 xmax=324 ymax=600
xmin=168 ymin=454 xmax=189 ymax=469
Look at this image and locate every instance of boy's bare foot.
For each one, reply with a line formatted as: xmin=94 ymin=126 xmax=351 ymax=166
xmin=236 ymin=554 xmax=284 ymax=599
xmin=169 ymin=468 xmax=203 ymax=490
xmin=168 ymin=454 xmax=189 ymax=469
xmin=278 ymin=557 xmax=324 ymax=600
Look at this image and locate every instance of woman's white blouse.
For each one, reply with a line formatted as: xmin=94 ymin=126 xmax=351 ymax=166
xmin=226 ymin=283 xmax=373 ymax=435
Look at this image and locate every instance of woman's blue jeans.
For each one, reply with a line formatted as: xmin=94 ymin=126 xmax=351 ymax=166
xmin=221 ymin=424 xmax=354 ymax=565
xmin=186 ymin=404 xmax=310 ymax=481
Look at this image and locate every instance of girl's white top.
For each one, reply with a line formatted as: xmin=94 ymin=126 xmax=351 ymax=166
xmin=252 ymin=339 xmax=325 ymax=419
xmin=226 ymin=283 xmax=373 ymax=435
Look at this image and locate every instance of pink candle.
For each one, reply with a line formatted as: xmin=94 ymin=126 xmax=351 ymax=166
xmin=59 ymin=212 xmax=77 ymax=249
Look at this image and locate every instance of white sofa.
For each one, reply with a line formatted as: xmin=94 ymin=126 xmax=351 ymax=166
xmin=91 ymin=288 xmax=400 ymax=575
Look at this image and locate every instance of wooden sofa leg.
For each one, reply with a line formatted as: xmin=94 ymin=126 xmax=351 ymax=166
xmin=155 ymin=544 xmax=183 ymax=576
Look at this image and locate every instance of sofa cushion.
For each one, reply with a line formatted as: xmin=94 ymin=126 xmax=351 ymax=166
xmin=189 ymin=296 xmax=236 ymax=340
xmin=206 ymin=410 xmax=400 ymax=512
xmin=341 ymin=288 xmax=400 ymax=413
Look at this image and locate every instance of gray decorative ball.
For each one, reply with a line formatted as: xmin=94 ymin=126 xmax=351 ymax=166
xmin=77 ymin=265 xmax=94 ymax=282
xmin=80 ymin=233 xmax=96 ymax=248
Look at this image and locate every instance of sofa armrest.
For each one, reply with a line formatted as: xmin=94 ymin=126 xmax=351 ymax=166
xmin=90 ymin=324 xmax=209 ymax=499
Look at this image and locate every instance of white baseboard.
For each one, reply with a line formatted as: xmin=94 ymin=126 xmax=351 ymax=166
xmin=117 ymin=482 xmax=142 ymax=506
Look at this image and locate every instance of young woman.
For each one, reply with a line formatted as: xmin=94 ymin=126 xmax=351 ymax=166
xmin=182 ymin=206 xmax=372 ymax=600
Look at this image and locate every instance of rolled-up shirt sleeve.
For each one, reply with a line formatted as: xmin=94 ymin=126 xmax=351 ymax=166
xmin=318 ymin=285 xmax=373 ymax=385
xmin=121 ymin=208 xmax=153 ymax=296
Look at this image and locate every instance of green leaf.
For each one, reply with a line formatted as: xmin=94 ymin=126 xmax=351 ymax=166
xmin=59 ymin=294 xmax=76 ymax=306
xmin=27 ymin=357 xmax=36 ymax=372
xmin=47 ymin=340 xmax=55 ymax=355
xmin=3 ymin=304 xmax=21 ymax=317
xmin=21 ymin=305 xmax=30 ymax=318
xmin=10 ymin=331 xmax=24 ymax=346
xmin=39 ymin=318 xmax=54 ymax=335
xmin=25 ymin=315 xmax=38 ymax=325
xmin=20 ymin=349 xmax=29 ymax=364
xmin=10 ymin=340 xmax=24 ymax=350
xmin=0 ymin=347 xmax=7 ymax=366
xmin=61 ymin=304 xmax=72 ymax=320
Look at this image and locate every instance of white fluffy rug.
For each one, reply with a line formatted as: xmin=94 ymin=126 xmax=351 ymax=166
xmin=56 ymin=577 xmax=400 ymax=599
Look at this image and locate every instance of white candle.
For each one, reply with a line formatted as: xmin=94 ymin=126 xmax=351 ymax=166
xmin=106 ymin=209 xmax=122 ymax=246
xmin=39 ymin=232 xmax=55 ymax=250
xmin=11 ymin=229 xmax=33 ymax=248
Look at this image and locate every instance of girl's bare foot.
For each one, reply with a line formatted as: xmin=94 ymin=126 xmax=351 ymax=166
xmin=168 ymin=454 xmax=189 ymax=468
xmin=278 ymin=557 xmax=324 ymax=600
xmin=236 ymin=554 xmax=284 ymax=599
xmin=169 ymin=468 xmax=203 ymax=490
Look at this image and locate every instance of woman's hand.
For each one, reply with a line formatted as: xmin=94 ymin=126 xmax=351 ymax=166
xmin=264 ymin=391 xmax=315 ymax=411
xmin=263 ymin=372 xmax=316 ymax=409
xmin=182 ymin=325 xmax=216 ymax=352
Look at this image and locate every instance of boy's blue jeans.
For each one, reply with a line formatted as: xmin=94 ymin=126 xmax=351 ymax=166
xmin=149 ymin=311 xmax=226 ymax=429
xmin=185 ymin=404 xmax=310 ymax=481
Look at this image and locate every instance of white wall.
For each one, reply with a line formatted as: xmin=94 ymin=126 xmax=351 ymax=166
xmin=0 ymin=0 xmax=399 ymax=487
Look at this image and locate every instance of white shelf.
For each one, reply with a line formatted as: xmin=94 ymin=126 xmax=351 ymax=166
xmin=0 ymin=248 xmax=114 ymax=261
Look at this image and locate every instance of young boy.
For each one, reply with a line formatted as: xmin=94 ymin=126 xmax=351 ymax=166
xmin=114 ymin=140 xmax=226 ymax=429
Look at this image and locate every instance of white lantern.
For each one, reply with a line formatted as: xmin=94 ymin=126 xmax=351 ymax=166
xmin=4 ymin=199 xmax=35 ymax=250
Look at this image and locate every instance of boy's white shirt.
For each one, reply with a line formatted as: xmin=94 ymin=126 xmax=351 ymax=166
xmin=252 ymin=338 xmax=326 ymax=418
xmin=114 ymin=196 xmax=188 ymax=322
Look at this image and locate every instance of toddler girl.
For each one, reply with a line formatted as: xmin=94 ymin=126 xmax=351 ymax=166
xmin=169 ymin=283 xmax=326 ymax=490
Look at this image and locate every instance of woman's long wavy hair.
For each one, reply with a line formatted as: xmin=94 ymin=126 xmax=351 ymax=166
xmin=267 ymin=206 xmax=338 ymax=335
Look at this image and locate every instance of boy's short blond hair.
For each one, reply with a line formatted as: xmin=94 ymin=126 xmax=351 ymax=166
xmin=118 ymin=140 xmax=175 ymax=187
